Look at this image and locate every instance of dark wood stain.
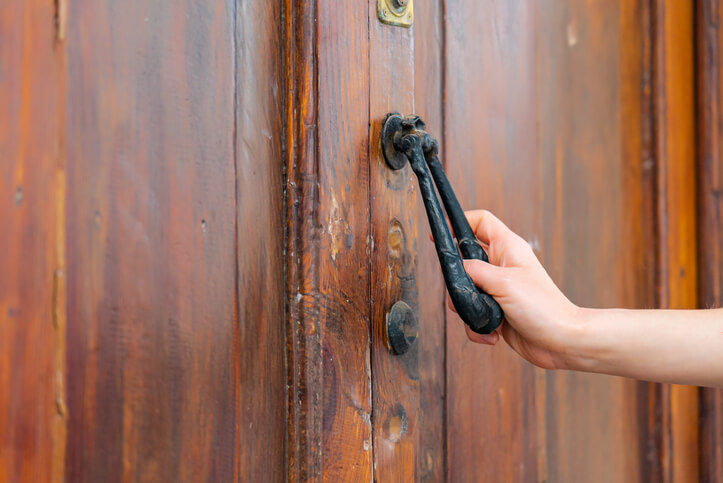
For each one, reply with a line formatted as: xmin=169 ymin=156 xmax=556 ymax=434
xmin=285 ymin=0 xmax=374 ymax=479
xmin=284 ymin=0 xmax=323 ymax=479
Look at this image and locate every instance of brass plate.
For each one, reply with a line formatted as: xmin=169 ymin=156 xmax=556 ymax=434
xmin=377 ymin=0 xmax=414 ymax=28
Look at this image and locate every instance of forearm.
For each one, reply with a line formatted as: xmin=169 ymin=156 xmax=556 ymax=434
xmin=568 ymin=308 xmax=723 ymax=388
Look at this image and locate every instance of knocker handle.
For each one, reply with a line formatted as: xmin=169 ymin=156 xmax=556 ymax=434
xmin=380 ymin=113 xmax=503 ymax=334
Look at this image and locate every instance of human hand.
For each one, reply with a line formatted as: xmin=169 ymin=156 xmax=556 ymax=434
xmin=449 ymin=210 xmax=584 ymax=370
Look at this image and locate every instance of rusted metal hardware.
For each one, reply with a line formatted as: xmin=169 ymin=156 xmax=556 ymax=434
xmin=377 ymin=0 xmax=414 ymax=28
xmin=380 ymin=113 xmax=504 ymax=334
xmin=386 ymin=300 xmax=419 ymax=355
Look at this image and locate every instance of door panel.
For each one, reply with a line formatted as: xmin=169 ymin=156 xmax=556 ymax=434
xmin=369 ymin=4 xmax=419 ymax=480
xmin=237 ymin=0 xmax=287 ymax=479
xmin=64 ymin=1 xmax=242 ymax=480
xmin=286 ymin=0 xmax=374 ymax=479
xmin=536 ymin=1 xmax=650 ymax=480
xmin=444 ymin=2 xmax=540 ymax=480
xmin=0 ymin=1 xmax=65 ymax=481
xmin=413 ymin=1 xmax=447 ymax=480
xmin=1 ymin=0 xmax=716 ymax=481
xmin=444 ymin=1 xmax=653 ymax=481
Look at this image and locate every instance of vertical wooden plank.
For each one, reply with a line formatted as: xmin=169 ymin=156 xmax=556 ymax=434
xmin=0 ymin=1 xmax=66 ymax=481
xmin=316 ymin=0 xmax=373 ymax=474
xmin=64 ymin=1 xmax=240 ymax=481
xmin=237 ymin=0 xmax=287 ymax=480
xmin=537 ymin=1 xmax=647 ymax=480
xmin=317 ymin=0 xmax=373 ymax=475
xmin=653 ymin=2 xmax=700 ymax=482
xmin=285 ymin=0 xmax=373 ymax=479
xmin=284 ymin=0 xmax=322 ymax=479
xmin=444 ymin=2 xmax=540 ymax=481
xmin=413 ymin=1 xmax=447 ymax=480
xmin=697 ymin=2 xmax=723 ymax=481
xmin=368 ymin=6 xmax=418 ymax=483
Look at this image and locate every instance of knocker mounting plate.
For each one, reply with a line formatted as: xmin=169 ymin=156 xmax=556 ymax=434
xmin=377 ymin=0 xmax=414 ymax=28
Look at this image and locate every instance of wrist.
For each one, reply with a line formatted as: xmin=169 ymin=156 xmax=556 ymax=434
xmin=559 ymin=306 xmax=609 ymax=372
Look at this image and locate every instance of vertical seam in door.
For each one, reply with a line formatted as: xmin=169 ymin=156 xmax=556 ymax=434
xmin=367 ymin=2 xmax=376 ymax=480
xmin=278 ymin=0 xmax=290 ymax=478
xmin=439 ymin=0 xmax=449 ymax=479
xmin=231 ymin=0 xmax=242 ymax=480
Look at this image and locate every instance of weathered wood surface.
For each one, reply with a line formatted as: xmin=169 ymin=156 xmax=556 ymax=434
xmin=63 ymin=0 xmax=286 ymax=480
xmin=697 ymin=1 xmax=723 ymax=481
xmin=1 ymin=1 xmax=718 ymax=481
xmin=0 ymin=1 xmax=66 ymax=481
xmin=369 ymin=4 xmax=419 ymax=481
xmin=285 ymin=0 xmax=375 ymax=479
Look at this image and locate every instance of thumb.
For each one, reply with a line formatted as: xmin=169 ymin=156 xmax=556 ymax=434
xmin=463 ymin=259 xmax=509 ymax=298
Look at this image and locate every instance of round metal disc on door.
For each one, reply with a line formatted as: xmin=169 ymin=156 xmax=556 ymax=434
xmin=385 ymin=300 xmax=418 ymax=355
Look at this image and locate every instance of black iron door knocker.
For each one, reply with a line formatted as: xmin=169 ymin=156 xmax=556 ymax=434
xmin=381 ymin=113 xmax=503 ymax=334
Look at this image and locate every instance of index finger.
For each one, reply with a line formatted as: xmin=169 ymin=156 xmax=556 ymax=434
xmin=464 ymin=210 xmax=514 ymax=246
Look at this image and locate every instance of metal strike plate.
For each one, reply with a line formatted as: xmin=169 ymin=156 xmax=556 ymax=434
xmin=378 ymin=0 xmax=414 ymax=28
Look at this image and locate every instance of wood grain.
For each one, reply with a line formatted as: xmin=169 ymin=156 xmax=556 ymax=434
xmin=537 ymin=1 xmax=651 ymax=480
xmin=697 ymin=1 xmax=723 ymax=481
xmin=443 ymin=0 xmax=673 ymax=480
xmin=64 ymin=1 xmax=242 ymax=480
xmin=0 ymin=1 xmax=66 ymax=481
xmin=444 ymin=2 xmax=540 ymax=480
xmin=369 ymin=7 xmax=418 ymax=482
xmin=284 ymin=0 xmax=323 ymax=479
xmin=653 ymin=2 xmax=700 ymax=482
xmin=237 ymin=0 xmax=287 ymax=479
xmin=413 ymin=1 xmax=447 ymax=480
xmin=285 ymin=0 xmax=374 ymax=479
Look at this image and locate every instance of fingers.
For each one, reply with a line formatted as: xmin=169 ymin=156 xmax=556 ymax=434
xmin=465 ymin=210 xmax=513 ymax=247
xmin=466 ymin=210 xmax=538 ymax=266
xmin=463 ymin=259 xmax=509 ymax=298
xmin=465 ymin=325 xmax=500 ymax=345
xmin=447 ymin=292 xmax=456 ymax=313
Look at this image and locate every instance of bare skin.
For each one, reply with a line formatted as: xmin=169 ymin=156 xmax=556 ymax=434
xmin=453 ymin=210 xmax=723 ymax=389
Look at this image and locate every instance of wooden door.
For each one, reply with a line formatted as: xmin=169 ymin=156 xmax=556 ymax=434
xmin=1 ymin=0 xmax=721 ymax=482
